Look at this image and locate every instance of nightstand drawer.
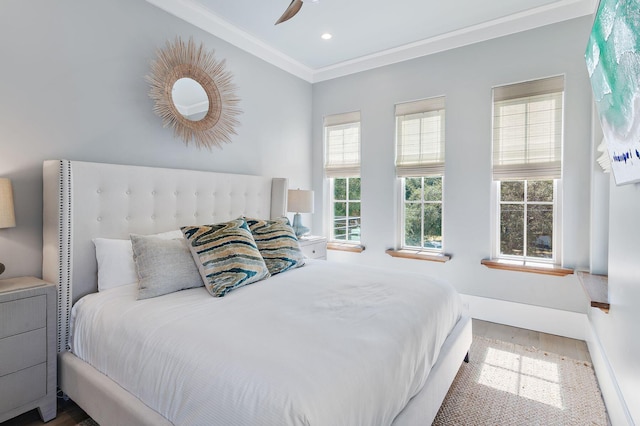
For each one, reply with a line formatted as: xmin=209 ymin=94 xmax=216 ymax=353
xmin=298 ymin=237 xmax=328 ymax=260
xmin=0 ymin=328 xmax=47 ymax=376
xmin=302 ymin=242 xmax=327 ymax=259
xmin=0 ymin=363 xmax=46 ymax=413
xmin=0 ymin=295 xmax=46 ymax=339
xmin=0 ymin=278 xmax=56 ymax=423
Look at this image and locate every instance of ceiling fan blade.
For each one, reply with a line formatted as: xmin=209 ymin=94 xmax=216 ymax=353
xmin=275 ymin=0 xmax=303 ymax=25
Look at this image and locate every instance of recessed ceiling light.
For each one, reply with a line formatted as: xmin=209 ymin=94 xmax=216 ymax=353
xmin=321 ymin=33 xmax=332 ymax=40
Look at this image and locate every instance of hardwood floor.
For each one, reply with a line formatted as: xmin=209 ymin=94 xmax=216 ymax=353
xmin=0 ymin=319 xmax=592 ymax=426
xmin=0 ymin=398 xmax=90 ymax=426
xmin=472 ymin=319 xmax=592 ymax=362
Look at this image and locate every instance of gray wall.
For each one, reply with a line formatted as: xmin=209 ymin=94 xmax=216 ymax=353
xmin=1 ymin=1 xmax=635 ymax=421
xmin=0 ymin=0 xmax=312 ymax=279
xmin=311 ymin=17 xmax=596 ymax=313
xmin=590 ymin=179 xmax=640 ymax=424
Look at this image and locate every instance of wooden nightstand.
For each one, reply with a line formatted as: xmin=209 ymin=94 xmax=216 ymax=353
xmin=298 ymin=236 xmax=327 ymax=260
xmin=0 ymin=277 xmax=57 ymax=423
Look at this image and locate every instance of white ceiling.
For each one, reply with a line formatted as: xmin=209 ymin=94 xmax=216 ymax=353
xmin=146 ymin=0 xmax=597 ymax=83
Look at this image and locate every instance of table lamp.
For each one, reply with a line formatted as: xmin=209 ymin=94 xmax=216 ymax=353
xmin=0 ymin=178 xmax=16 ymax=275
xmin=287 ymin=189 xmax=314 ymax=238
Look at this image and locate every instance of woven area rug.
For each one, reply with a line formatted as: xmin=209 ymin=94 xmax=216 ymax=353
xmin=433 ymin=336 xmax=609 ymax=425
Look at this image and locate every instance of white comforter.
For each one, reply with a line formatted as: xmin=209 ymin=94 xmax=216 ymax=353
xmin=71 ymin=260 xmax=461 ymax=426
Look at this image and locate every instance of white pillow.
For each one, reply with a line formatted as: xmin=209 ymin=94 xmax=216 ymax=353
xmin=93 ymin=230 xmax=183 ymax=291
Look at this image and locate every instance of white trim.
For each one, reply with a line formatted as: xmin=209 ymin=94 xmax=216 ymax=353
xmin=586 ymin=313 xmax=634 ymax=426
xmin=398 ymin=177 xmax=445 ymax=252
xmin=314 ymin=0 xmax=596 ymax=82
xmin=555 ymin=179 xmax=564 ymax=266
xmin=460 ymin=293 xmax=587 ymax=340
xmin=327 ymin=177 xmax=362 ymax=243
xmin=395 ymin=178 xmax=404 ymax=249
xmin=322 ymin=177 xmax=331 ymax=240
xmin=145 ymin=0 xmax=597 ymax=83
xmin=145 ymin=0 xmax=314 ymax=82
xmin=490 ymin=181 xmax=498 ymax=259
xmin=492 ymin=179 xmax=561 ymax=264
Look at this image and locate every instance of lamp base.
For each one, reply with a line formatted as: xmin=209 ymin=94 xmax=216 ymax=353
xmin=291 ymin=213 xmax=309 ymax=238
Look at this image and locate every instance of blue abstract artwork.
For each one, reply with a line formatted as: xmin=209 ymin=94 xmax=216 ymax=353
xmin=586 ymin=0 xmax=640 ymax=185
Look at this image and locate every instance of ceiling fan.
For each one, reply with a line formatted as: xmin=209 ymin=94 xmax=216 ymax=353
xmin=275 ymin=0 xmax=303 ymax=25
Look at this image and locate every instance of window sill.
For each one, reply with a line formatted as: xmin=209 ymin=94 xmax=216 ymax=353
xmin=481 ymin=259 xmax=573 ymax=276
xmin=327 ymin=242 xmax=365 ymax=253
xmin=576 ymin=271 xmax=609 ymax=313
xmin=386 ymin=249 xmax=451 ymax=263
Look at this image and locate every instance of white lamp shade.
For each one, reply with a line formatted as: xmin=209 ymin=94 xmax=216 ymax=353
xmin=287 ymin=189 xmax=314 ymax=214
xmin=0 ymin=178 xmax=16 ymax=229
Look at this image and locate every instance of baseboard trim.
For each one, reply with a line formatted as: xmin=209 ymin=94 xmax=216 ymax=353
xmin=460 ymin=294 xmax=588 ymax=340
xmin=586 ymin=315 xmax=634 ymax=426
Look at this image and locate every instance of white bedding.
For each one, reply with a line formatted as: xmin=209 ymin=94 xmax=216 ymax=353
xmin=70 ymin=260 xmax=462 ymax=426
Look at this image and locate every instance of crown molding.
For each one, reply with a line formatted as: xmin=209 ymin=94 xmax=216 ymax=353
xmin=146 ymin=0 xmax=315 ymax=81
xmin=146 ymin=0 xmax=598 ymax=84
xmin=312 ymin=0 xmax=598 ymax=82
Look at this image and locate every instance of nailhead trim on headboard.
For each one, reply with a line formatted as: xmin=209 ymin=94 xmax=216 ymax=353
xmin=57 ymin=160 xmax=73 ymax=353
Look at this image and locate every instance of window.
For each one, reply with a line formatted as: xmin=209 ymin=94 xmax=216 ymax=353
xmin=492 ymin=76 xmax=564 ymax=263
xmin=499 ymin=180 xmax=555 ymax=259
xmin=331 ymin=177 xmax=361 ymax=241
xmin=395 ymin=97 xmax=445 ymax=251
xmin=324 ymin=111 xmax=361 ymax=243
xmin=403 ymin=177 xmax=442 ymax=249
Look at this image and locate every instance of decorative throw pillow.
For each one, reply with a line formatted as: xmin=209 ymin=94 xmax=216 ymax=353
xmin=181 ymin=218 xmax=270 ymax=297
xmin=130 ymin=234 xmax=203 ymax=300
xmin=93 ymin=230 xmax=183 ymax=291
xmin=245 ymin=217 xmax=305 ymax=275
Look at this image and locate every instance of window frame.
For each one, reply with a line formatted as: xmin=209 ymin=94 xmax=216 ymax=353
xmin=491 ymin=179 xmax=563 ymax=264
xmin=399 ymin=175 xmax=444 ymax=252
xmin=328 ymin=177 xmax=361 ymax=243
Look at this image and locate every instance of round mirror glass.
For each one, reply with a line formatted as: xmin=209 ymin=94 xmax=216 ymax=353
xmin=171 ymin=78 xmax=209 ymax=121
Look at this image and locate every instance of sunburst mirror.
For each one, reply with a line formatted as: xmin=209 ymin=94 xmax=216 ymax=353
xmin=146 ymin=37 xmax=241 ymax=149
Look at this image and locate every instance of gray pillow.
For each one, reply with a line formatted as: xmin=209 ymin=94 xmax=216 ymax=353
xmin=130 ymin=234 xmax=203 ymax=300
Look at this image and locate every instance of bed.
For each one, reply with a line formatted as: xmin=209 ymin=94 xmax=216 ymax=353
xmin=42 ymin=159 xmax=472 ymax=426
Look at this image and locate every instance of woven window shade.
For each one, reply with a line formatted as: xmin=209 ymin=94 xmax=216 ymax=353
xmin=492 ymin=76 xmax=564 ymax=181
xmin=395 ymin=97 xmax=445 ymax=177
xmin=324 ymin=112 xmax=361 ymax=178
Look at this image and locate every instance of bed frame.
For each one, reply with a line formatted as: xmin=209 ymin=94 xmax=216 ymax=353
xmin=42 ymin=159 xmax=471 ymax=425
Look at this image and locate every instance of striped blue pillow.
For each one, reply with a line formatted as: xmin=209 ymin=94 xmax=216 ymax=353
xmin=246 ymin=217 xmax=305 ymax=275
xmin=181 ymin=218 xmax=270 ymax=297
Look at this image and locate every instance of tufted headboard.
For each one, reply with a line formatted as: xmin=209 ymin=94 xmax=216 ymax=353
xmin=42 ymin=160 xmax=288 ymax=352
